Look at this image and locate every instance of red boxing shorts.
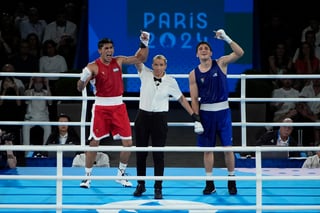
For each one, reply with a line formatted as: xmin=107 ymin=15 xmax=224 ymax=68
xmin=89 ymin=103 xmax=132 ymax=141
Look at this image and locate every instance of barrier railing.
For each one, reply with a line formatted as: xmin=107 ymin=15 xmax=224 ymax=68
xmin=1 ymin=72 xmax=320 ymax=212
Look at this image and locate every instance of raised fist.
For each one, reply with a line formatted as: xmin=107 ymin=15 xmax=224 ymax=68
xmin=214 ymin=29 xmax=232 ymax=44
xmin=140 ymin=31 xmax=150 ymax=47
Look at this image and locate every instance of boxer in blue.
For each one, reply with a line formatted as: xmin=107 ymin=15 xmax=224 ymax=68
xmin=189 ymin=29 xmax=244 ymax=195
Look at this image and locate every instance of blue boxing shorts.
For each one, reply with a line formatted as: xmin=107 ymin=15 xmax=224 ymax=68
xmin=197 ymin=108 xmax=233 ymax=147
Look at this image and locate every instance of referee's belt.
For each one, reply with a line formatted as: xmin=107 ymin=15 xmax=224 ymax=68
xmin=139 ymin=109 xmax=168 ymax=115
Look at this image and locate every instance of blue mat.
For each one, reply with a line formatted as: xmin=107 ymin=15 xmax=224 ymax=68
xmin=0 ymin=167 xmax=319 ymax=212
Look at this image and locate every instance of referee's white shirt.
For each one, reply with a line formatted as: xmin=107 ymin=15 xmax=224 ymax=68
xmin=138 ymin=64 xmax=182 ymax=112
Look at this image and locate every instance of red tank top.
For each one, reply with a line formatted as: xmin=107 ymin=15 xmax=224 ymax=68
xmin=94 ymin=58 xmax=123 ymax=97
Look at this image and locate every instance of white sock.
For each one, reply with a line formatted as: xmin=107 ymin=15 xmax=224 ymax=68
xmin=228 ymin=171 xmax=235 ymax=176
xmin=85 ymin=167 xmax=92 ymax=176
xmin=206 ymin=172 xmax=212 ymax=176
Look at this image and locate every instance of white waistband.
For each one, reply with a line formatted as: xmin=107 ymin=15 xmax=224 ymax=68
xmin=95 ymin=96 xmax=123 ymax=106
xmin=200 ymin=101 xmax=229 ymax=111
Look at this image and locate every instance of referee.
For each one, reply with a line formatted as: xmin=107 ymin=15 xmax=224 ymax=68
xmin=133 ymin=54 xmax=203 ymax=199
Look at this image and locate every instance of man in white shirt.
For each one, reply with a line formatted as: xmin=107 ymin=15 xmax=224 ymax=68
xmin=302 ymin=145 xmax=320 ymax=168
xmin=271 ymin=78 xmax=300 ymax=122
xmin=42 ymin=8 xmax=77 ymax=46
xmin=19 ymin=7 xmax=47 ymax=41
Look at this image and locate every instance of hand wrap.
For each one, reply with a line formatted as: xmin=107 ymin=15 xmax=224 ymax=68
xmin=140 ymin=31 xmax=150 ymax=48
xmin=215 ymin=29 xmax=232 ymax=44
xmin=80 ymin=67 xmax=92 ymax=82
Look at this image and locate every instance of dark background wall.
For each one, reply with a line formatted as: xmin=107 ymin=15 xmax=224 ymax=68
xmin=1 ymin=0 xmax=318 ymax=72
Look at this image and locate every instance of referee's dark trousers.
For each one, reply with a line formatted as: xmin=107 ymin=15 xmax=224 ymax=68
xmin=134 ymin=109 xmax=168 ymax=189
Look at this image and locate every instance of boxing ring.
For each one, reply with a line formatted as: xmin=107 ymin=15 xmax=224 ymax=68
xmin=0 ymin=72 xmax=320 ymax=212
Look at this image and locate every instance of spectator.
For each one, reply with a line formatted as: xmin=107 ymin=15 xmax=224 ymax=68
xmin=302 ymin=144 xmax=320 ymax=168
xmin=64 ymin=1 xmax=81 ymax=26
xmin=293 ymin=30 xmax=320 ymax=63
xmin=19 ymin=7 xmax=47 ymax=41
xmin=39 ymin=39 xmax=68 ymax=121
xmin=267 ymin=42 xmax=293 ymax=88
xmin=0 ymin=12 xmax=19 ymax=65
xmin=260 ymin=15 xmax=294 ymax=67
xmin=0 ymin=63 xmax=25 ymax=95
xmin=41 ymin=113 xmax=80 ymax=158
xmin=0 ymin=129 xmax=17 ymax=169
xmin=45 ymin=113 xmax=80 ymax=145
xmin=9 ymin=39 xmax=39 ymax=87
xmin=293 ymin=42 xmax=320 ymax=91
xmin=13 ymin=1 xmax=28 ymax=30
xmin=26 ymin=33 xmax=42 ymax=58
xmin=22 ymin=77 xmax=52 ymax=149
xmin=256 ymin=117 xmax=300 ymax=157
xmin=0 ymin=69 xmax=24 ymax=151
xmin=300 ymin=18 xmax=320 ymax=47
xmin=0 ymin=64 xmax=25 ymax=149
xmin=268 ymin=42 xmax=293 ymax=75
xmin=42 ymin=7 xmax=77 ymax=69
xmin=0 ymin=31 xmax=11 ymax=68
xmin=39 ymin=39 xmax=68 ymax=94
xmin=42 ymin=8 xmax=77 ymax=45
xmin=0 ymin=76 xmax=21 ymax=108
xmin=295 ymin=78 xmax=320 ymax=146
xmin=270 ymin=78 xmax=300 ymax=122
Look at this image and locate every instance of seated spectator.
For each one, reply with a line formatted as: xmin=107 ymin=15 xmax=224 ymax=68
xmin=256 ymin=118 xmax=300 ymax=157
xmin=267 ymin=42 xmax=293 ymax=89
xmin=38 ymin=113 xmax=80 ymax=158
xmin=293 ymin=30 xmax=320 ymax=63
xmin=302 ymin=144 xmax=320 ymax=168
xmin=300 ymin=18 xmax=320 ymax=47
xmin=22 ymin=77 xmax=52 ymax=148
xmin=0 ymin=68 xmax=25 ymax=150
xmin=9 ymin=40 xmax=40 ymax=87
xmin=26 ymin=33 xmax=42 ymax=58
xmin=270 ymin=78 xmax=300 ymax=122
xmin=293 ymin=42 xmax=320 ymax=91
xmin=295 ymin=78 xmax=320 ymax=146
xmin=0 ymin=75 xmax=23 ymax=119
xmin=0 ymin=64 xmax=25 ymax=95
xmin=45 ymin=113 xmax=80 ymax=145
xmin=0 ymin=129 xmax=17 ymax=169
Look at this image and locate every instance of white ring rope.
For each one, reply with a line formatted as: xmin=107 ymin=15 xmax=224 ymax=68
xmin=1 ymin=145 xmax=319 ymax=152
xmin=0 ymin=72 xmax=319 ymax=212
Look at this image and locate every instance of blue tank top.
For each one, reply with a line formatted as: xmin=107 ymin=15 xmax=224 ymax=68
xmin=194 ymin=60 xmax=229 ymax=104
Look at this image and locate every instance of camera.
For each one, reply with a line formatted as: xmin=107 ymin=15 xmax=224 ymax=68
xmin=1 ymin=132 xmax=15 ymax=142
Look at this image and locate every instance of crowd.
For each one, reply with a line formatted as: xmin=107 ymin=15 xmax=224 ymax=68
xmin=0 ymin=1 xmax=319 ymax=201
xmin=0 ymin=1 xmax=83 ymax=165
